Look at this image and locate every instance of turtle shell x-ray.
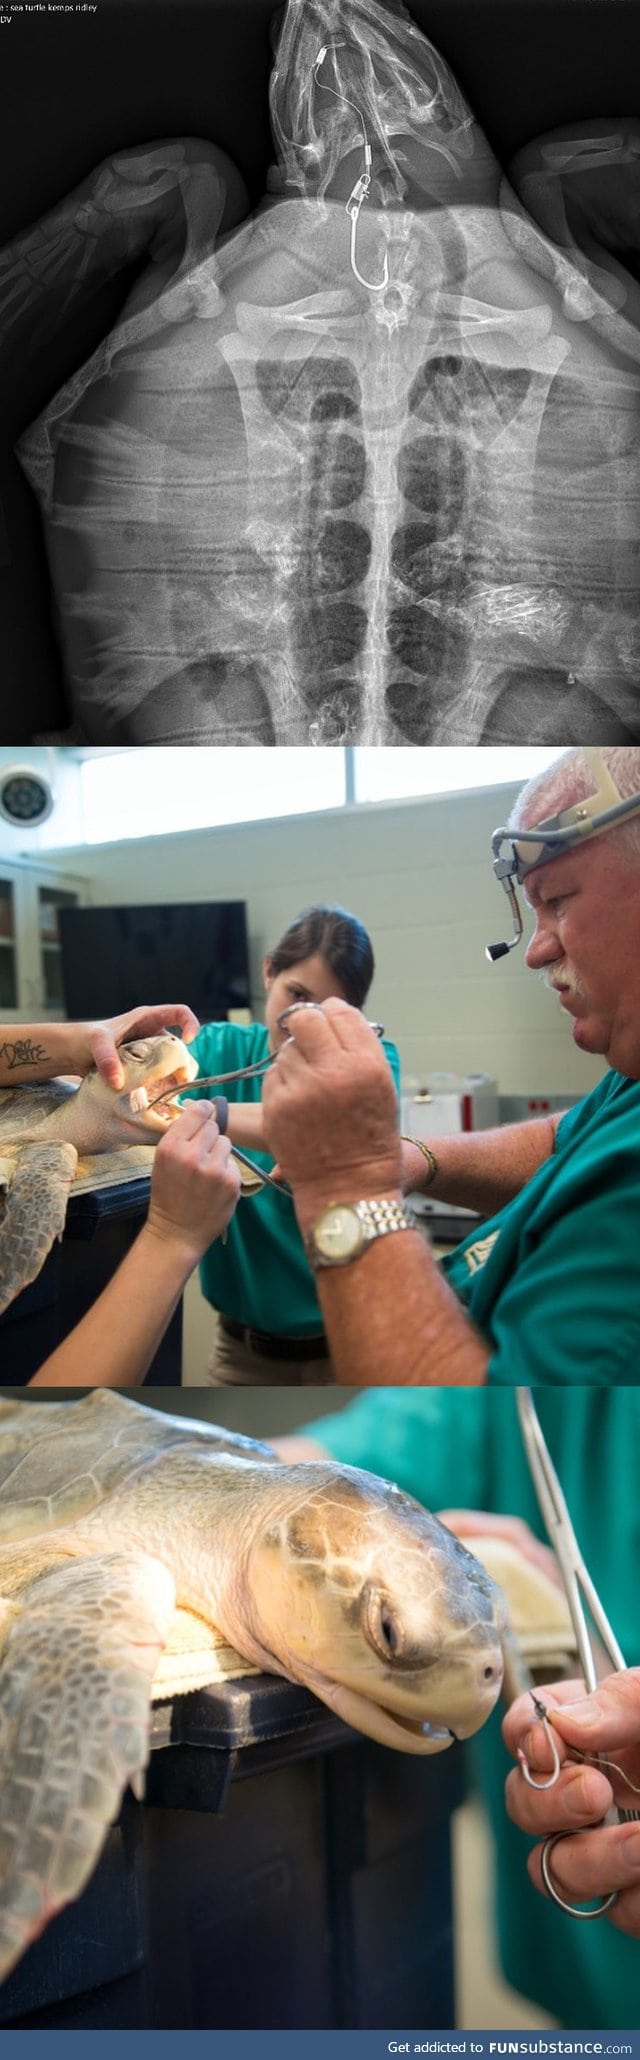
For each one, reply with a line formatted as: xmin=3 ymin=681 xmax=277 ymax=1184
xmin=2 ymin=0 xmax=640 ymax=744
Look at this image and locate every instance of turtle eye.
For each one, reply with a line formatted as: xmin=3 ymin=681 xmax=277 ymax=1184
xmin=380 ymin=1604 xmax=399 ymax=1654
xmin=363 ymin=1585 xmax=403 ymax=1663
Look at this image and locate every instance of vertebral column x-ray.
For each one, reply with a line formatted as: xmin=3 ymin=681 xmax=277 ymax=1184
xmin=2 ymin=0 xmax=640 ymax=743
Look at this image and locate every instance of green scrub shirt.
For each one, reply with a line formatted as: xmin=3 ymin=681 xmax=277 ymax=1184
xmin=443 ymin=1071 xmax=640 ymax=1385
xmin=304 ymin=1387 xmax=640 ymax=2029
xmin=186 ymin=1019 xmax=401 ymax=1337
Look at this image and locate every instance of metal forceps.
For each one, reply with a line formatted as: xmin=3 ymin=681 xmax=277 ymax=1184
xmin=143 ymin=1051 xmax=283 ymax=1196
xmin=144 ymin=1006 xmax=385 ymax=1199
xmin=516 ymin=1388 xmax=635 ymax=1919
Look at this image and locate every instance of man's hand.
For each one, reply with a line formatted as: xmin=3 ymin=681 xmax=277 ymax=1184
xmin=261 ymin=998 xmax=401 ymax=1233
xmin=79 ymin=1005 xmax=200 ymax=1087
xmin=144 ymin=1102 xmax=241 ymax=1263
xmin=503 ymin=1669 xmax=640 ymax=1934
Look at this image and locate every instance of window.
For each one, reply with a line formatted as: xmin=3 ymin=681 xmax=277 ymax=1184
xmin=79 ymin=748 xmax=347 ymax=843
xmin=352 ymin=747 xmax=560 ymax=804
xmin=40 ymin=745 xmax=565 ymax=845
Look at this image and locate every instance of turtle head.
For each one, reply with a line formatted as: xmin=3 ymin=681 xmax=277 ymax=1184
xmin=245 ymin=1466 xmax=506 ymax=1754
xmin=83 ymin=1035 xmax=199 ymax=1146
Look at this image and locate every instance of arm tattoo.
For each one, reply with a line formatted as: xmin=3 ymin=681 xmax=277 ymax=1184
xmin=0 ymin=1038 xmax=50 ymax=1070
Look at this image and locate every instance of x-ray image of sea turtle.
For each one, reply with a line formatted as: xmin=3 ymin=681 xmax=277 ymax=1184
xmin=1 ymin=0 xmax=639 ymax=745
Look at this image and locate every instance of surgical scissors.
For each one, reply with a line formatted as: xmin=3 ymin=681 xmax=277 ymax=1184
xmin=516 ymin=1388 xmax=636 ymax=1919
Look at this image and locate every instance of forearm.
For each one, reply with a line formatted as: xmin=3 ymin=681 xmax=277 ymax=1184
xmin=225 ymin=1103 xmax=267 ymax=1151
xmin=402 ymin=1115 xmax=561 ymax=1214
xmin=0 ymin=1025 xmax=87 ymax=1084
xmin=314 ymin=1232 xmax=489 ymax=1388
xmin=269 ymin=1435 xmax=330 ymax=1461
xmin=259 ymin=1001 xmax=540 ymax=1374
xmin=28 ymin=1224 xmax=195 ymax=1388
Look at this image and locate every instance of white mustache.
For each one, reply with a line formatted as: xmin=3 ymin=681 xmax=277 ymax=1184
xmin=541 ymin=963 xmax=588 ymax=1001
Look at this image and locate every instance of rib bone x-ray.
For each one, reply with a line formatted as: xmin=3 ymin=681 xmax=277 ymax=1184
xmin=2 ymin=0 xmax=640 ymax=744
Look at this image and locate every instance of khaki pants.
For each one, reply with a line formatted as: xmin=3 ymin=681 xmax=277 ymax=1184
xmin=206 ymin=1322 xmax=336 ymax=1386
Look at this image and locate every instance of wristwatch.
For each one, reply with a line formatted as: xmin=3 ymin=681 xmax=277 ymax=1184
xmin=304 ymin=1198 xmax=417 ymax=1270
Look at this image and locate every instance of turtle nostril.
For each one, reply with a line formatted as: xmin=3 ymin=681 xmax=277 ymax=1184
xmin=482 ymin=1656 xmax=503 ymax=1687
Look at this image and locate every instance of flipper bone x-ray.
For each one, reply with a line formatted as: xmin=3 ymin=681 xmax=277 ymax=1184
xmin=2 ymin=0 xmax=640 ymax=745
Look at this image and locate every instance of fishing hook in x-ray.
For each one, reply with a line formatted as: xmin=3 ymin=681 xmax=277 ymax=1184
xmin=313 ymin=44 xmax=390 ymax=291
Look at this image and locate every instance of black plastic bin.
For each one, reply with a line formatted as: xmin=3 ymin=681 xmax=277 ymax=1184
xmin=0 ymin=1674 xmax=464 ymax=2031
xmin=0 ymin=1177 xmax=180 ymax=1386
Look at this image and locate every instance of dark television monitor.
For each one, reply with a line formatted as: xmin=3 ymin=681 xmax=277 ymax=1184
xmin=58 ymin=902 xmax=251 ymax=1022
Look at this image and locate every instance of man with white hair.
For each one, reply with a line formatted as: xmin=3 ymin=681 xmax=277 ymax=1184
xmin=14 ymin=745 xmax=640 ymax=1390
xmin=262 ymin=745 xmax=640 ymax=1386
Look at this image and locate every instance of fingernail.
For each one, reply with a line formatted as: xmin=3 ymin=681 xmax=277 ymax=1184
xmin=557 ymin=1699 xmax=601 ymax=1726
xmin=569 ymin=1769 xmax=607 ymax=1816
xmin=523 ymin=1726 xmax=554 ymax=1769
xmin=622 ymin=1831 xmax=640 ymax=1869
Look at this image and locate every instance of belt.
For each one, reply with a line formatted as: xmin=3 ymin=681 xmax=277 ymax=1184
xmin=220 ymin=1316 xmax=329 ymax=1362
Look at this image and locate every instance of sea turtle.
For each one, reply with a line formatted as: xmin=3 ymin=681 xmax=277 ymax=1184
xmin=4 ymin=2 xmax=640 ymax=743
xmin=0 ymin=1388 xmax=507 ymax=1986
xmin=0 ymin=1033 xmax=198 ymax=1316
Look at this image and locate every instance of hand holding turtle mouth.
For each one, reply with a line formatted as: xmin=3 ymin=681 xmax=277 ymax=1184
xmin=0 ymin=1034 xmax=201 ymax=1316
xmin=78 ymin=1005 xmax=201 ymax=1091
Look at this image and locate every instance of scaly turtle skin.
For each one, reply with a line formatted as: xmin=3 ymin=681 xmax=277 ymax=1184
xmin=0 ymin=1034 xmax=198 ymax=1315
xmin=0 ymin=1389 xmax=506 ymax=1985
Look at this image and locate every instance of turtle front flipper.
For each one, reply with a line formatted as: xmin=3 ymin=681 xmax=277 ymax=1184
xmin=0 ymin=1548 xmax=175 ymax=1985
xmin=0 ymin=1141 xmax=78 ymax=1315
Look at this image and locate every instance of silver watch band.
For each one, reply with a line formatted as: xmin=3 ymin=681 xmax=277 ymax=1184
xmin=352 ymin=1199 xmax=416 ymax=1236
xmin=305 ymin=1197 xmax=417 ymax=1271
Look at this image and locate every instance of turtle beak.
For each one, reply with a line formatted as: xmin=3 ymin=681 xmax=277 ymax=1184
xmin=298 ymin=1638 xmax=504 ymax=1753
xmin=298 ymin=1675 xmax=458 ymax=1754
xmin=125 ymin=1065 xmax=195 ymax=1134
xmin=116 ymin=1041 xmax=199 ymax=1138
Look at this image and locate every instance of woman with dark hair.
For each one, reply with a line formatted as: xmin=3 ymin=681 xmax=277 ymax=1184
xmin=187 ymin=902 xmax=400 ymax=1384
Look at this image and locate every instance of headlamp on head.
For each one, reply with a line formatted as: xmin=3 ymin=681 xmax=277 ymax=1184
xmin=486 ymin=750 xmax=640 ymax=963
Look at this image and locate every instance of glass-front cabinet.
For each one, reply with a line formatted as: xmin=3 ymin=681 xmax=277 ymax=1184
xmin=0 ymin=877 xmax=18 ymax=1012
xmin=37 ymin=885 xmax=83 ymax=1012
xmin=0 ymin=862 xmax=87 ymax=1020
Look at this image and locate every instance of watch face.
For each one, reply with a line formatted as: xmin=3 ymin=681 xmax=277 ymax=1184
xmin=315 ymin=1204 xmax=363 ymax=1261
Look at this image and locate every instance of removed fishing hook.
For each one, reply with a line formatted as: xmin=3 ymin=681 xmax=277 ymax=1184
xmin=314 ymin=44 xmax=390 ymax=292
xmin=346 ymin=165 xmax=390 ymax=291
xmin=519 ymin=1694 xmax=640 ymax=1800
xmin=518 ymin=1694 xmax=562 ymax=1790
